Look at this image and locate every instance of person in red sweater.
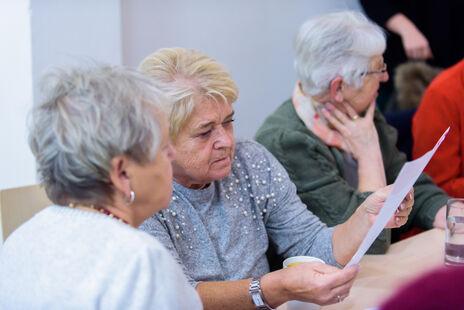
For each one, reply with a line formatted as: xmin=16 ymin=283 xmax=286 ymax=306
xmin=412 ymin=58 xmax=464 ymax=197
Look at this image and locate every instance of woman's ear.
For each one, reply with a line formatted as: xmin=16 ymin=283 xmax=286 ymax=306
xmin=329 ymin=77 xmax=345 ymax=103
xmin=109 ymin=156 xmax=132 ymax=199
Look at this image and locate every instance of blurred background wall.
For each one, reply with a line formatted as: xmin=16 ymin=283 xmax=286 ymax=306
xmin=0 ymin=0 xmax=362 ymax=190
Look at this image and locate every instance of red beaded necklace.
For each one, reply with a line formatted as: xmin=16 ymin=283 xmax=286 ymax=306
xmin=68 ymin=202 xmax=128 ymax=224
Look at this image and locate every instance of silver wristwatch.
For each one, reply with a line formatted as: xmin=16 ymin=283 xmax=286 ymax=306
xmin=249 ymin=278 xmax=275 ymax=310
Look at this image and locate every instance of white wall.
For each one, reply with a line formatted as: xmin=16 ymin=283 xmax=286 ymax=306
xmin=121 ymin=0 xmax=362 ymax=139
xmin=0 ymin=0 xmax=363 ymax=190
xmin=0 ymin=0 xmax=36 ymax=190
xmin=0 ymin=0 xmax=122 ymax=191
xmin=30 ymin=0 xmax=123 ymax=107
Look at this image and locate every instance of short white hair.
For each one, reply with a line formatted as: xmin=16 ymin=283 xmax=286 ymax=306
xmin=28 ymin=65 xmax=166 ymax=205
xmin=294 ymin=11 xmax=386 ymax=96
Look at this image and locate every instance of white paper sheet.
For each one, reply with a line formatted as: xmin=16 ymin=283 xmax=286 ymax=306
xmin=345 ymin=127 xmax=450 ymax=268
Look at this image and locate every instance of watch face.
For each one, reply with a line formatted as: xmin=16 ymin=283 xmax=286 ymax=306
xmin=252 ymin=293 xmax=265 ymax=306
xmin=249 ymin=279 xmax=273 ymax=309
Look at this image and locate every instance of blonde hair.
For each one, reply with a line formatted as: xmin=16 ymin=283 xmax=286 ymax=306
xmin=138 ymin=48 xmax=238 ymax=140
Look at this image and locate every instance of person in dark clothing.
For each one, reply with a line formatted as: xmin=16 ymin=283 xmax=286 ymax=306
xmin=360 ymin=0 xmax=464 ymax=111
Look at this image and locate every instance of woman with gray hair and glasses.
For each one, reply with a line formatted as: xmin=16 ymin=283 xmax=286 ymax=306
xmin=0 ymin=65 xmax=202 ymax=309
xmin=256 ymin=11 xmax=449 ymax=254
xmin=138 ymin=47 xmax=413 ymax=309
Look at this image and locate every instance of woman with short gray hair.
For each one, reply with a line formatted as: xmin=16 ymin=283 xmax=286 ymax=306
xmin=256 ymin=11 xmax=449 ymax=254
xmin=294 ymin=11 xmax=386 ymax=96
xmin=0 ymin=65 xmax=202 ymax=309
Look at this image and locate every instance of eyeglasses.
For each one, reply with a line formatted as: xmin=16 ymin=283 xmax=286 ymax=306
xmin=362 ymin=63 xmax=387 ymax=76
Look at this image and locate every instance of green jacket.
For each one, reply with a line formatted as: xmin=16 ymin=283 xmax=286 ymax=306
xmin=255 ymin=99 xmax=449 ymax=254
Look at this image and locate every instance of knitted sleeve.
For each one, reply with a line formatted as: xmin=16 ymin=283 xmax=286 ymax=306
xmin=250 ymin=141 xmax=340 ymax=266
xmin=256 ymin=125 xmax=390 ymax=254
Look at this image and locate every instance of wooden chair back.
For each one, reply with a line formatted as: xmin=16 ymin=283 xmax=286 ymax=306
xmin=0 ymin=184 xmax=51 ymax=242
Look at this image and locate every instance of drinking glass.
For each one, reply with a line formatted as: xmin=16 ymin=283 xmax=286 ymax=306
xmin=445 ymin=199 xmax=464 ymax=266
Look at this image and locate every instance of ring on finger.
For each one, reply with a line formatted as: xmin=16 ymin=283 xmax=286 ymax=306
xmin=351 ymin=115 xmax=359 ymax=120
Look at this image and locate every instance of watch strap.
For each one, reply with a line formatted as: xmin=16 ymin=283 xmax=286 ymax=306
xmin=249 ymin=278 xmax=275 ymax=310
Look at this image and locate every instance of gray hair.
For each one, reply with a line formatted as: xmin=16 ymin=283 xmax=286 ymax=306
xmin=294 ymin=11 xmax=386 ymax=96
xmin=138 ymin=48 xmax=238 ymax=141
xmin=28 ymin=65 xmax=166 ymax=205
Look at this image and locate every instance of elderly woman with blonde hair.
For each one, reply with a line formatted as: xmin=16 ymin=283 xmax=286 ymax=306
xmin=138 ymin=47 xmax=413 ymax=309
xmin=0 ymin=65 xmax=202 ymax=309
xmin=255 ymin=11 xmax=450 ymax=254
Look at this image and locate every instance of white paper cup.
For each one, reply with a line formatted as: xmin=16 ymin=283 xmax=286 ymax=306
xmin=282 ymin=256 xmax=325 ymax=310
xmin=283 ymin=256 xmax=325 ymax=268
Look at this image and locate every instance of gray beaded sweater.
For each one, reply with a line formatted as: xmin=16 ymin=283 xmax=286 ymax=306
xmin=140 ymin=139 xmax=338 ymax=287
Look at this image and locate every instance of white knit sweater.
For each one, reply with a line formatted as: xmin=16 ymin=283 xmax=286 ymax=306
xmin=0 ymin=206 xmax=202 ymax=310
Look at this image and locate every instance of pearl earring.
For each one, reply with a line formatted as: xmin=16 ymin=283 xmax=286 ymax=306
xmin=127 ymin=190 xmax=135 ymax=205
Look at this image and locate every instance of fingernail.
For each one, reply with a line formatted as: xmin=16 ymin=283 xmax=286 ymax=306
xmin=326 ymin=102 xmax=335 ymax=110
xmin=396 ymin=216 xmax=400 ymax=223
xmin=400 ymin=203 xmax=405 ymax=210
xmin=409 ymin=193 xmax=413 ymax=200
xmin=395 ymin=209 xmax=399 ymax=214
xmin=321 ymin=108 xmax=330 ymax=117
